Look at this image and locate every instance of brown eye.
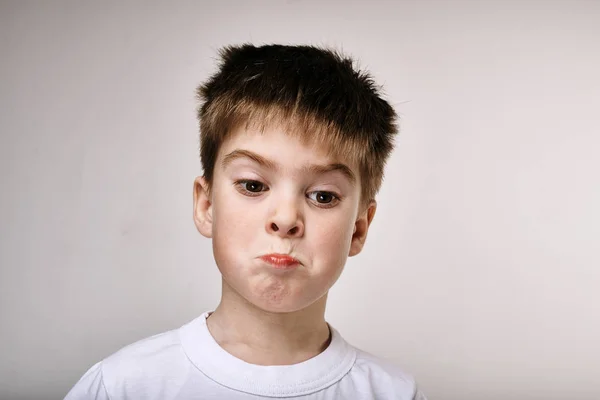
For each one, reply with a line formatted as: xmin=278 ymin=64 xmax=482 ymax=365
xmin=308 ymin=191 xmax=338 ymax=205
xmin=242 ymin=180 xmax=264 ymax=193
xmin=316 ymin=192 xmax=333 ymax=203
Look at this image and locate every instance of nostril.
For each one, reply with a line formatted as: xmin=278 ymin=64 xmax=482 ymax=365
xmin=289 ymin=227 xmax=298 ymax=235
xmin=271 ymin=223 xmax=279 ymax=232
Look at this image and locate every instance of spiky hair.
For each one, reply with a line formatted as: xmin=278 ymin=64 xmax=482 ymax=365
xmin=196 ymin=43 xmax=398 ymax=203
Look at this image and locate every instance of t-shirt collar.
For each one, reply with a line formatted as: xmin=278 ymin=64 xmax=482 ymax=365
xmin=179 ymin=311 xmax=356 ymax=397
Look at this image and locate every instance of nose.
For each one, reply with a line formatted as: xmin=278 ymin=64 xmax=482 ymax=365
xmin=266 ymin=196 xmax=304 ymax=238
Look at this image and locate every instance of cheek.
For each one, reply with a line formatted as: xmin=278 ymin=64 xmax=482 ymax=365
xmin=212 ymin=192 xmax=261 ymax=259
xmin=311 ymin=214 xmax=355 ymax=258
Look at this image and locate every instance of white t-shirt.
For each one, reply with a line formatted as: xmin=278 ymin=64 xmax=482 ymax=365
xmin=65 ymin=312 xmax=426 ymax=399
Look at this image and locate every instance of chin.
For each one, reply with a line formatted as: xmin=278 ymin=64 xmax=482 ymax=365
xmin=247 ymin=294 xmax=306 ymax=314
xmin=245 ymin=288 xmax=326 ymax=314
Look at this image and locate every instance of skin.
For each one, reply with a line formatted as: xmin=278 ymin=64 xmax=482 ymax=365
xmin=193 ymin=124 xmax=377 ymax=366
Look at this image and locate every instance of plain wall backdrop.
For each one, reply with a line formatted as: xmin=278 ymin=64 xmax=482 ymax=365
xmin=1 ymin=1 xmax=599 ymax=399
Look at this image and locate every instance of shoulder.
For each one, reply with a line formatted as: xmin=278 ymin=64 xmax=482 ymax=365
xmin=66 ymin=324 xmax=193 ymax=399
xmin=101 ymin=326 xmax=191 ymax=395
xmin=345 ymin=348 xmax=421 ymax=399
xmin=103 ymin=327 xmax=184 ymax=375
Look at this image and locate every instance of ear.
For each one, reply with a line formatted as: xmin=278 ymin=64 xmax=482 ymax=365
xmin=193 ymin=176 xmax=213 ymax=238
xmin=349 ymin=200 xmax=377 ymax=257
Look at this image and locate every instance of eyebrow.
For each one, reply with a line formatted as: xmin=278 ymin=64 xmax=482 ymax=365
xmin=221 ymin=149 xmax=357 ymax=184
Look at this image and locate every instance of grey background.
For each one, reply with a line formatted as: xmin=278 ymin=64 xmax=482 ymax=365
xmin=1 ymin=1 xmax=599 ymax=399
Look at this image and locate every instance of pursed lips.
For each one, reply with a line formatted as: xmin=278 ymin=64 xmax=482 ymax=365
xmin=259 ymin=253 xmax=301 ymax=269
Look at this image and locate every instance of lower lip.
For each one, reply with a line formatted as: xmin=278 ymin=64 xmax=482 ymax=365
xmin=260 ymin=256 xmax=300 ymax=270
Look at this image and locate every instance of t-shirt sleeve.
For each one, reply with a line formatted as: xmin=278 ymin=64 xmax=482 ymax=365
xmin=64 ymin=362 xmax=111 ymax=400
xmin=413 ymin=387 xmax=428 ymax=400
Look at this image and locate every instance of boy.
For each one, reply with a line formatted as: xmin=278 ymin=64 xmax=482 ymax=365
xmin=66 ymin=44 xmax=426 ymax=399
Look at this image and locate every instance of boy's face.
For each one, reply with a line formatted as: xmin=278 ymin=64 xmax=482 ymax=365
xmin=193 ymin=125 xmax=376 ymax=313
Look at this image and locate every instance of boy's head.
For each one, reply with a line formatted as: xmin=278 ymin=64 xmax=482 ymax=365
xmin=193 ymin=44 xmax=398 ymax=313
xmin=196 ymin=44 xmax=397 ymax=206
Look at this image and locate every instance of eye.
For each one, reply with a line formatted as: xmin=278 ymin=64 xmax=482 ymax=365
xmin=243 ymin=180 xmax=264 ymax=192
xmin=307 ymin=191 xmax=340 ymax=207
xmin=235 ymin=179 xmax=268 ymax=195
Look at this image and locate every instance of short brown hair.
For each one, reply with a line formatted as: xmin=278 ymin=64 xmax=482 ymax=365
xmin=196 ymin=44 xmax=398 ymax=203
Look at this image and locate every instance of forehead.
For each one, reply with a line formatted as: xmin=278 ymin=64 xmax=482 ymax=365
xmin=218 ymin=124 xmax=359 ymax=173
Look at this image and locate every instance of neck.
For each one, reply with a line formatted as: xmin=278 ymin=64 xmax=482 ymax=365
xmin=206 ymin=279 xmax=331 ymax=365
